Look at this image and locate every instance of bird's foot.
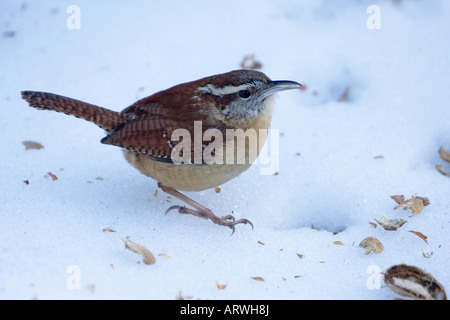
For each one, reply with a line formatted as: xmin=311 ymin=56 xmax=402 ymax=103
xmin=166 ymin=205 xmax=253 ymax=234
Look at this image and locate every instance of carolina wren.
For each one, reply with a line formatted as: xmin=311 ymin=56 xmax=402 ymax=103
xmin=22 ymin=70 xmax=302 ymax=233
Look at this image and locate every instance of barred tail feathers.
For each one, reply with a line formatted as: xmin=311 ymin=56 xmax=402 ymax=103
xmin=21 ymin=91 xmax=125 ymax=132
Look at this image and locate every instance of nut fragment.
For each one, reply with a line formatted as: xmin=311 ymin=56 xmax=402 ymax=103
xmin=158 ymin=253 xmax=170 ymax=259
xmin=368 ymin=222 xmax=377 ymax=228
xmin=374 ymin=216 xmax=407 ymax=231
xmin=240 ymin=54 xmax=262 ymax=70
xmin=176 ymin=291 xmax=194 ymax=300
xmin=384 ymin=264 xmax=447 ymax=300
xmin=438 ymin=146 xmax=450 ymax=162
xmin=391 ymin=195 xmax=429 ymax=215
xmin=251 ymin=277 xmax=265 ymax=282
xmin=359 ymin=237 xmax=384 ymax=254
xmin=216 ymin=281 xmax=227 ymax=290
xmin=47 ymin=172 xmax=58 ymax=181
xmin=436 ymin=145 xmax=450 ymax=174
xmin=408 ymin=230 xmax=428 ymax=243
xmin=122 ymin=237 xmax=156 ymax=265
xmin=436 ymin=164 xmax=450 ymax=177
xmin=22 ymin=140 xmax=44 ymax=150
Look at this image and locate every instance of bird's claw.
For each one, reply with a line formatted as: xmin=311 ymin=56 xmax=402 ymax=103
xmin=165 ymin=205 xmax=253 ymax=234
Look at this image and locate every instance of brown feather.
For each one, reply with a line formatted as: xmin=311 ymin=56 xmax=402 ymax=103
xmin=21 ymin=91 xmax=125 ymax=133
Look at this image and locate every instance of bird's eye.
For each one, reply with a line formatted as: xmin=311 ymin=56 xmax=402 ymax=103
xmin=238 ymin=90 xmax=251 ymax=99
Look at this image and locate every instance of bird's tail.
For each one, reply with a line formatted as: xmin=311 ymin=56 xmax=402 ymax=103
xmin=21 ymin=91 xmax=126 ymax=132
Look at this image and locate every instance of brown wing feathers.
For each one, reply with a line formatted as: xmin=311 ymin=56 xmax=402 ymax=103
xmin=100 ymin=116 xmax=177 ymax=162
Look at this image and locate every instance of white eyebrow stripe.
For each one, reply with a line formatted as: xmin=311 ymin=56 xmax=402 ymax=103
xmin=197 ymin=83 xmax=250 ymax=96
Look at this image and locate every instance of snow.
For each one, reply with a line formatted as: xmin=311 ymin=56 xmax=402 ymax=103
xmin=1 ymin=0 xmax=450 ymax=300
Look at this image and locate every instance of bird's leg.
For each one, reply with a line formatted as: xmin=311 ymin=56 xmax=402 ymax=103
xmin=158 ymin=183 xmax=253 ymax=234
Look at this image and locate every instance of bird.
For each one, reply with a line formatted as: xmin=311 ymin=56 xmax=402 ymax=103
xmin=21 ymin=69 xmax=302 ymax=233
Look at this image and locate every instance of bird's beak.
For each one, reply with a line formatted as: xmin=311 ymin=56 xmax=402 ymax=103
xmin=259 ymin=80 xmax=303 ymax=101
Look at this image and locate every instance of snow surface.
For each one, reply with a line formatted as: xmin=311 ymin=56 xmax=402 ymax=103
xmin=1 ymin=0 xmax=450 ymax=300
